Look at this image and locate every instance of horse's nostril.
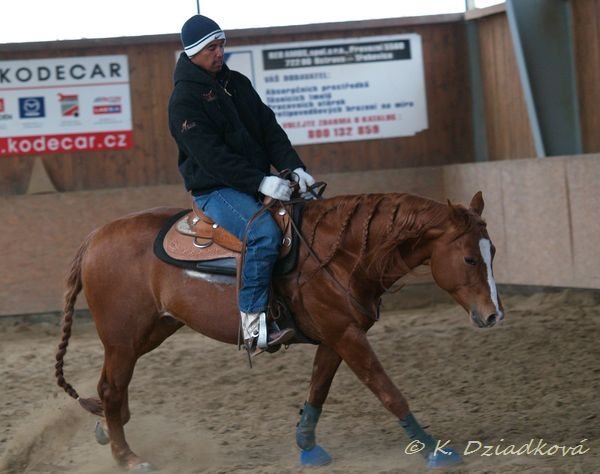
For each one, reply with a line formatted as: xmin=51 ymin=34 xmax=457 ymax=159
xmin=486 ymin=314 xmax=497 ymax=326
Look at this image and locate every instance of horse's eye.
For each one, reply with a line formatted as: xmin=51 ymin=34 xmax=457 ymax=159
xmin=464 ymin=256 xmax=478 ymax=266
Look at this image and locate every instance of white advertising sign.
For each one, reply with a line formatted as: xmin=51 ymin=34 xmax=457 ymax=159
xmin=224 ymin=34 xmax=428 ymax=145
xmin=0 ymin=55 xmax=133 ymax=156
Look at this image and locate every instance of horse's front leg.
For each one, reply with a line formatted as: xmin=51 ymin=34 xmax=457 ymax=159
xmin=331 ymin=326 xmax=462 ymax=469
xmin=296 ymin=343 xmax=341 ymax=466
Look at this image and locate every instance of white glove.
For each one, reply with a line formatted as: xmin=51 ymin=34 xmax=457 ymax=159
xmin=259 ymin=176 xmax=292 ymax=201
xmin=293 ymin=168 xmax=316 ymax=193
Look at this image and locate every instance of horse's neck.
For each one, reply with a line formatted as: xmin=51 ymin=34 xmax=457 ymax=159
xmin=304 ymin=194 xmax=443 ymax=294
xmin=360 ymin=194 xmax=440 ymax=273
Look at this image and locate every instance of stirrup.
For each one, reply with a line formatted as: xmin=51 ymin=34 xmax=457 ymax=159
xmin=257 ymin=312 xmax=268 ymax=350
xmin=244 ymin=337 xmax=264 ymax=354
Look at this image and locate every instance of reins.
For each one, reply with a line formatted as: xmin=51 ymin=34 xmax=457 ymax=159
xmin=285 ymin=195 xmax=378 ymax=320
xmin=236 ymin=175 xmax=324 ymax=296
xmin=240 ymin=175 xmax=377 ymax=322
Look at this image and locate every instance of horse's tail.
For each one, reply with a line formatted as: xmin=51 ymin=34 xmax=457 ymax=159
xmin=54 ymin=233 xmax=104 ymax=417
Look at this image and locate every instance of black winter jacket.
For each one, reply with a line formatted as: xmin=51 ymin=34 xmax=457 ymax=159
xmin=168 ymin=53 xmax=305 ymax=196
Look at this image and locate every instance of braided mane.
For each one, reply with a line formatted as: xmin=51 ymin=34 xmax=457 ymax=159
xmin=366 ymin=194 xmax=448 ymax=285
xmin=301 ymin=193 xmax=479 ymax=290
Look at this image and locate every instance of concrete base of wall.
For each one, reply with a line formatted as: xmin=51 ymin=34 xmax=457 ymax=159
xmin=1 ymin=153 xmax=598 ymax=316
xmin=323 ymin=153 xmax=600 ymax=289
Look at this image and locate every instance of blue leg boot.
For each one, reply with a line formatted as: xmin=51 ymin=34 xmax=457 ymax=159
xmin=400 ymin=412 xmax=463 ymax=469
xmin=296 ymin=402 xmax=332 ymax=466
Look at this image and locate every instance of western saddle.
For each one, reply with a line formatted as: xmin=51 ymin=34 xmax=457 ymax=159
xmin=162 ymin=199 xmax=295 ymax=267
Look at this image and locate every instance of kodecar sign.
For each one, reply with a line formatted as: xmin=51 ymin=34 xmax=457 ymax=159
xmin=0 ymin=62 xmax=124 ymax=84
xmin=0 ymin=55 xmax=133 ymax=157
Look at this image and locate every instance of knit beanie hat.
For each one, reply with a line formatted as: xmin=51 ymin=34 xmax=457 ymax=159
xmin=181 ymin=15 xmax=226 ymax=57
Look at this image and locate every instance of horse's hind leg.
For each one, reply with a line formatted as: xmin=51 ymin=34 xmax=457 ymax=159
xmin=94 ymin=387 xmax=130 ymax=446
xmin=98 ymin=345 xmax=148 ymax=469
xmin=96 ymin=316 xmax=183 ymax=463
xmin=117 ymin=317 xmax=183 ymax=427
xmin=296 ymin=344 xmax=341 ymax=465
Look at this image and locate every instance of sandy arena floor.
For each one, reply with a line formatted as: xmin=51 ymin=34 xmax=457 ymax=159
xmin=0 ymin=286 xmax=599 ymax=473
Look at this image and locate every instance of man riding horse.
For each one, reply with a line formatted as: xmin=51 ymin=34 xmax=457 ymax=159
xmin=168 ymin=14 xmax=317 ymax=355
xmin=52 ymin=12 xmax=504 ymax=471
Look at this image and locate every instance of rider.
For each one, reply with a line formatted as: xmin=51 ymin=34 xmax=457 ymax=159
xmin=168 ymin=14 xmax=316 ymax=354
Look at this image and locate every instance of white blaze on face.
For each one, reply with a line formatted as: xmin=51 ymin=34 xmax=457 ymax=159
xmin=479 ymin=238 xmax=501 ymax=315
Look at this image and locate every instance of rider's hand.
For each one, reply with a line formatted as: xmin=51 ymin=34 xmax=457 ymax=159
xmin=293 ymin=168 xmax=316 ymax=193
xmin=259 ymin=176 xmax=292 ymax=201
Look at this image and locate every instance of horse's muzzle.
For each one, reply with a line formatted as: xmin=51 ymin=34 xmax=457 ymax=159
xmin=470 ymin=310 xmax=503 ymax=328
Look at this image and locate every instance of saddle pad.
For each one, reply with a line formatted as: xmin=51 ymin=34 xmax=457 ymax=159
xmin=153 ymin=209 xmax=237 ymax=276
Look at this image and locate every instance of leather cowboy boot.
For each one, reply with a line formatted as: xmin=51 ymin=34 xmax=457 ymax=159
xmin=267 ymin=318 xmax=295 ymax=347
xmin=240 ymin=311 xmax=295 ymax=354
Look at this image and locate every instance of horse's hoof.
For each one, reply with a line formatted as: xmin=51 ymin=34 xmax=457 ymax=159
xmin=129 ymin=462 xmax=154 ymax=472
xmin=94 ymin=420 xmax=110 ymax=445
xmin=426 ymin=447 xmax=463 ymax=469
xmin=300 ymin=445 xmax=332 ymax=466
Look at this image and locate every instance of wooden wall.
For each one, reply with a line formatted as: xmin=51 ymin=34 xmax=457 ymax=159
xmin=475 ymin=11 xmax=536 ymax=161
xmin=470 ymin=1 xmax=600 ymax=161
xmin=3 ymin=153 xmax=599 ymax=316
xmin=571 ymin=0 xmax=600 ymax=153
xmin=1 ymin=5 xmax=598 ymax=197
xmin=0 ymin=16 xmax=472 ymax=196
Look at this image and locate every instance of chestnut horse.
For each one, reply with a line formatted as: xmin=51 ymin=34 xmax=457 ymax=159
xmin=55 ymin=191 xmax=503 ymax=471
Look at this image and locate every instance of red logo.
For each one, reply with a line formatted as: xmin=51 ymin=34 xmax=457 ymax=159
xmin=0 ymin=98 xmax=4 ymax=113
xmin=93 ymin=96 xmax=122 ymax=115
xmin=93 ymin=105 xmax=122 ymax=114
xmin=59 ymin=93 xmax=79 ymax=117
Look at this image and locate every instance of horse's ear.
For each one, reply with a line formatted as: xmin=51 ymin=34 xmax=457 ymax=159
xmin=447 ymin=199 xmax=463 ymax=224
xmin=469 ymin=191 xmax=484 ymax=216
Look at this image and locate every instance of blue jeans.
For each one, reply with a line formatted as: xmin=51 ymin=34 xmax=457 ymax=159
xmin=193 ymin=189 xmax=281 ymax=313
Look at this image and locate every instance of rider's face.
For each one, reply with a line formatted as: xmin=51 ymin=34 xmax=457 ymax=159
xmin=191 ymin=39 xmax=226 ymax=76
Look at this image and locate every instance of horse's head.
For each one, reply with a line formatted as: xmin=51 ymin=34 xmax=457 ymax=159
xmin=428 ymin=192 xmax=504 ymax=328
